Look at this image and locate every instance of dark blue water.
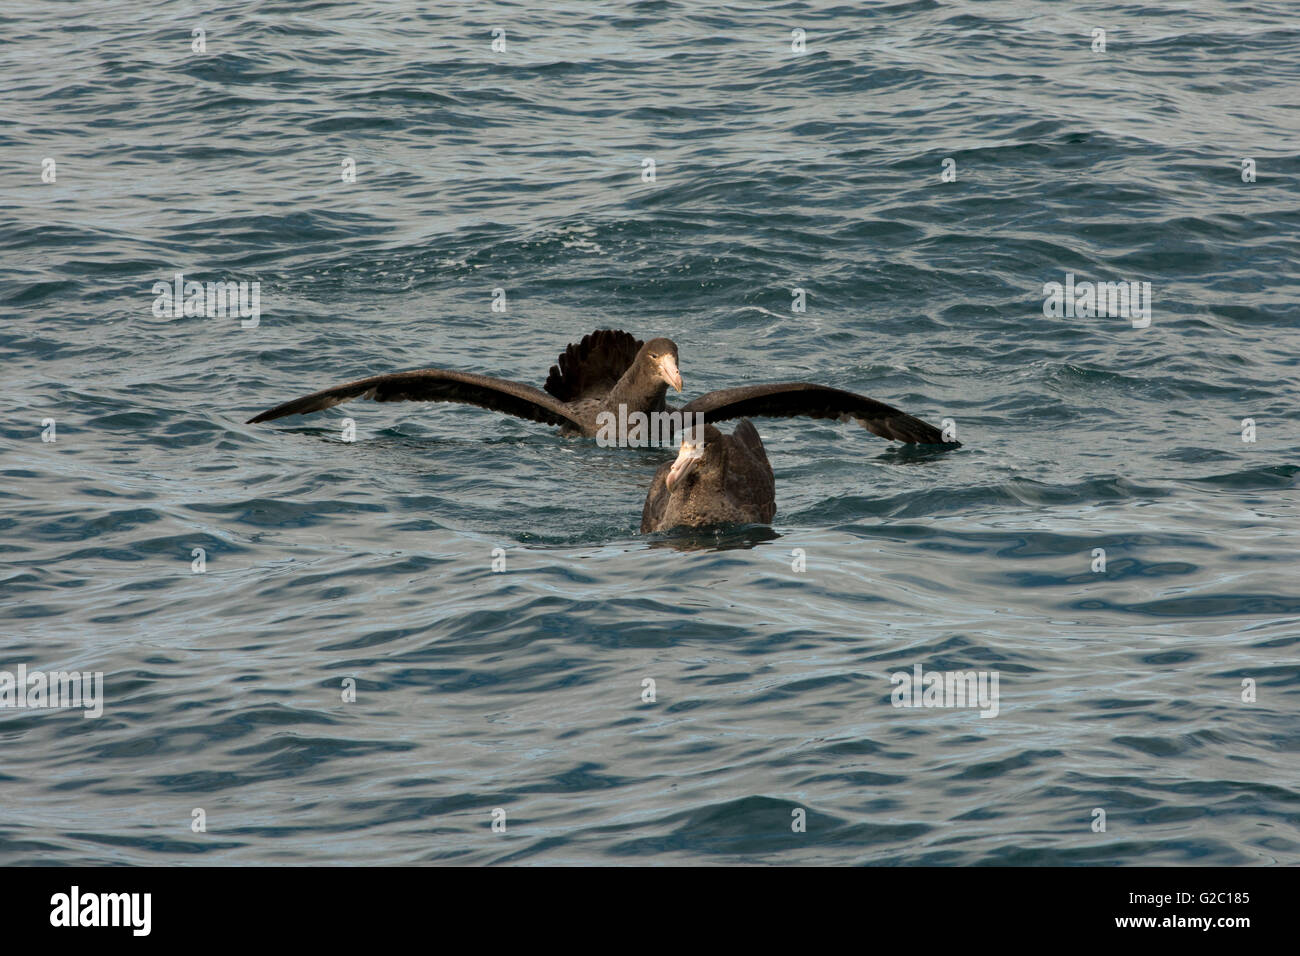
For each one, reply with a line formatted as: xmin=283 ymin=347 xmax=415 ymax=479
xmin=2 ymin=1 xmax=1298 ymax=865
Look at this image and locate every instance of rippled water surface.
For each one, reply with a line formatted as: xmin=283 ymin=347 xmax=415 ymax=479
xmin=2 ymin=1 xmax=1298 ymax=865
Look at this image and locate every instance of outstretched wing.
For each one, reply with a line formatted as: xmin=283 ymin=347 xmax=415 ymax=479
xmin=680 ymin=383 xmax=957 ymax=445
xmin=245 ymin=369 xmax=586 ymax=430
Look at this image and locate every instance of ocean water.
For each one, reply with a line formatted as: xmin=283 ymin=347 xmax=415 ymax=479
xmin=2 ymin=0 xmax=1298 ymax=865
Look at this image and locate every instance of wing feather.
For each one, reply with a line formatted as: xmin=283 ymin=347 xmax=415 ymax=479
xmin=246 ymin=369 xmax=585 ymax=430
xmin=681 ymin=383 xmax=957 ymax=445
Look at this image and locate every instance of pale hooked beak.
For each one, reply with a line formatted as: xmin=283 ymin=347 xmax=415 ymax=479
xmin=665 ymin=433 xmax=705 ymax=488
xmin=657 ymin=353 xmax=683 ymax=393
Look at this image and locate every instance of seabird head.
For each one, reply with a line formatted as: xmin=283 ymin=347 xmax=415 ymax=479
xmin=640 ymin=337 xmax=682 ymax=393
xmin=666 ymin=422 xmax=721 ymax=488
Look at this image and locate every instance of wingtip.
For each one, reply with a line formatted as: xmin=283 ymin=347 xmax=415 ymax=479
xmin=922 ymin=434 xmax=962 ymax=448
xmin=908 ymin=417 xmax=961 ymax=448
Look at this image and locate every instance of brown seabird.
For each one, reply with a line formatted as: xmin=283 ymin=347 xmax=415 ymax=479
xmin=245 ymin=329 xmax=956 ymax=446
xmin=640 ymin=419 xmax=776 ymax=532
